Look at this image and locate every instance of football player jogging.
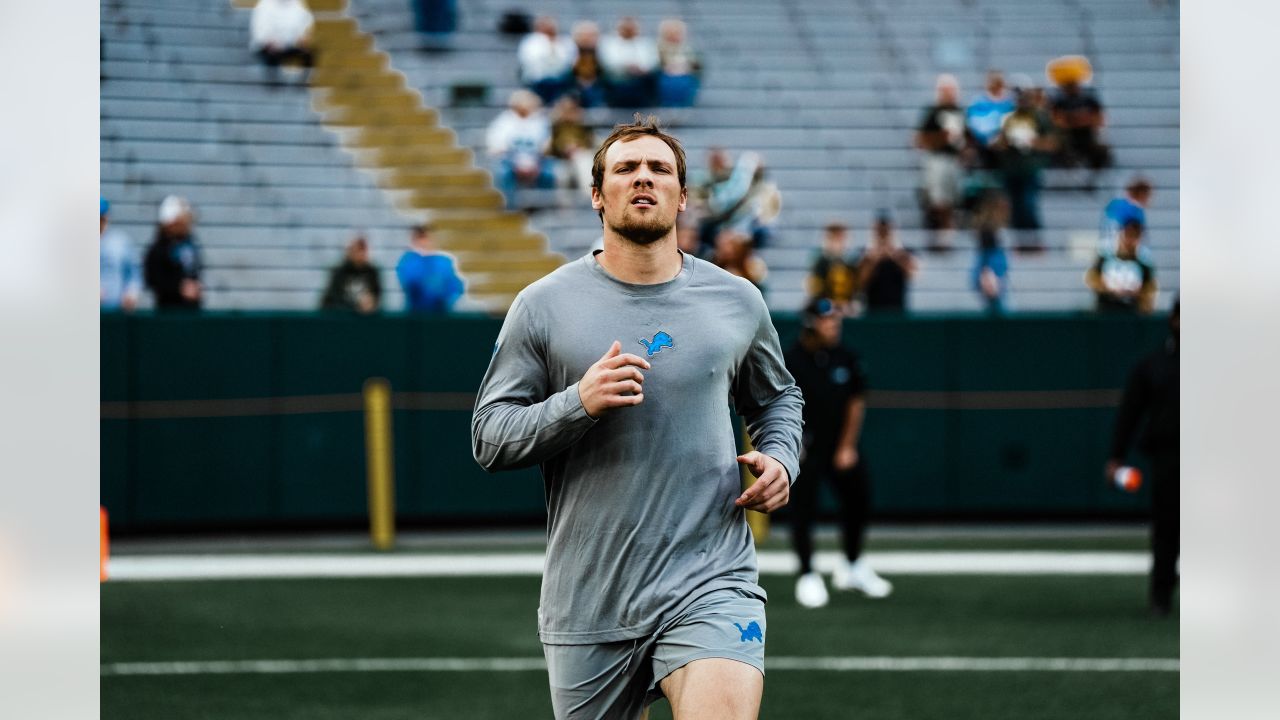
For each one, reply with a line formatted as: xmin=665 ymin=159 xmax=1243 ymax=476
xmin=472 ymin=117 xmax=804 ymax=719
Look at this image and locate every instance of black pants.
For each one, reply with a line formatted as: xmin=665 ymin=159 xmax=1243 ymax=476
xmin=258 ymin=47 xmax=315 ymax=81
xmin=1149 ymin=450 xmax=1180 ymax=611
xmin=789 ymin=449 xmax=871 ymax=575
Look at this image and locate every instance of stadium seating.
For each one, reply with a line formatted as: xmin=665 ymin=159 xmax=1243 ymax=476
xmin=100 ymin=0 xmax=1178 ymax=312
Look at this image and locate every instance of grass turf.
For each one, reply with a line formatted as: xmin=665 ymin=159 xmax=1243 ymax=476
xmin=102 ymin=573 xmax=1176 ymax=719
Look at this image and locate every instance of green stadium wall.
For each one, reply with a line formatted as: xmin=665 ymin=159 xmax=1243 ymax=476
xmin=100 ymin=312 xmax=1170 ymax=532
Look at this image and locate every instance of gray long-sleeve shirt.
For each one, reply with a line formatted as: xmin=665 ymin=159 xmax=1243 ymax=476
xmin=472 ymin=251 xmax=804 ymax=644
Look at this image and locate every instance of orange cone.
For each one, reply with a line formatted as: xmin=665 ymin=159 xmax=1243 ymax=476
xmin=100 ymin=507 xmax=109 ymax=583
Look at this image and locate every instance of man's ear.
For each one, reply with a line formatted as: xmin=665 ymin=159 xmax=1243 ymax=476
xmin=591 ymin=186 xmax=604 ymax=211
xmin=678 ymin=187 xmax=687 ymax=212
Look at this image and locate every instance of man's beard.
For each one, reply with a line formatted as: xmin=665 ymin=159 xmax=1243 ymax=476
xmin=606 ymin=206 xmax=674 ymax=246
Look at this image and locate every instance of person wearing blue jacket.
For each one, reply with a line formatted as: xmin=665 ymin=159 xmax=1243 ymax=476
xmin=395 ymin=224 xmax=464 ymax=313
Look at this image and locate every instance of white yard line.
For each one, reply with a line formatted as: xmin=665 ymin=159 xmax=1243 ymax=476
xmin=106 ymin=550 xmax=1149 ymax=582
xmin=101 ymin=655 xmax=1178 ymax=677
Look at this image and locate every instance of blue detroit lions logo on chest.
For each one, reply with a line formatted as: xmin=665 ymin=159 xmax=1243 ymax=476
xmin=639 ymin=331 xmax=674 ymax=357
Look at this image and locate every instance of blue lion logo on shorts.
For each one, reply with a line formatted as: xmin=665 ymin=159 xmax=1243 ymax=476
xmin=733 ymin=621 xmax=763 ymax=643
xmin=639 ymin=331 xmax=674 ymax=357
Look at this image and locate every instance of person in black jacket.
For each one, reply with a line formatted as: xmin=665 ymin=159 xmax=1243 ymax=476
xmin=1107 ymin=299 xmax=1179 ymax=616
xmin=143 ymin=195 xmax=203 ymax=310
xmin=784 ymin=297 xmax=892 ymax=609
xmin=320 ymin=235 xmax=382 ymax=313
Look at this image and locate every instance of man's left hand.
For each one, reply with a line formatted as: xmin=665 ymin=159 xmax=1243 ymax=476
xmin=735 ymin=451 xmax=790 ymax=513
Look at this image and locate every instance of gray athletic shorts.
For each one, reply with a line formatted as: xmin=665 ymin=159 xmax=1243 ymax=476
xmin=543 ymin=587 xmax=766 ymax=719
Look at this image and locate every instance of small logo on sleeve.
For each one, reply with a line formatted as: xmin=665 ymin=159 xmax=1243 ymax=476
xmin=733 ymin=621 xmax=763 ymax=643
xmin=639 ymin=331 xmax=674 ymax=357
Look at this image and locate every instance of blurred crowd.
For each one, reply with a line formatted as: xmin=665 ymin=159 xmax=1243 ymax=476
xmin=487 ymin=14 xmax=703 ymax=209
xmin=101 ymin=196 xmax=464 ymax=315
xmin=103 ymin=11 xmax=1167 ymax=320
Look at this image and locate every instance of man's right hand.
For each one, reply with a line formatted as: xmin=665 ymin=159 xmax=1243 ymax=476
xmin=578 ymin=341 xmax=650 ymax=418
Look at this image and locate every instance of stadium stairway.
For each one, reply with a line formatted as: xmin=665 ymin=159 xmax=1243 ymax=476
xmin=349 ymin=0 xmax=1178 ymax=313
xmin=305 ymin=11 xmax=564 ymax=310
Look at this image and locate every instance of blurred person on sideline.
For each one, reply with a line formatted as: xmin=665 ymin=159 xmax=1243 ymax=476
xmin=1101 ymin=176 xmax=1154 ymax=252
xmin=250 ymin=0 xmax=315 ymax=86
xmin=472 ymin=117 xmax=803 ymax=718
xmin=970 ymin=190 xmax=1011 ymax=314
xmin=1085 ymin=218 xmax=1157 ymax=314
xmin=656 ymin=19 xmax=702 ymax=107
xmin=517 ymin=15 xmax=577 ymax=105
xmin=857 ymin=213 xmax=917 ymax=314
xmin=99 ymin=198 xmax=141 ymax=312
xmin=568 ymin=20 xmax=606 ymax=108
xmin=965 ymin=70 xmax=1015 ymax=166
xmin=548 ymin=95 xmax=596 ymax=193
xmin=785 ymin=297 xmax=892 ymax=609
xmin=711 ymin=228 xmax=768 ymax=295
xmin=486 ymin=89 xmax=556 ymax=207
xmin=599 ymin=16 xmax=659 ymax=107
xmin=806 ymin=222 xmax=861 ymax=314
xmin=144 ymin=195 xmax=203 ymax=310
xmin=1107 ymin=299 xmax=1179 ymax=617
xmin=914 ymin=73 xmax=968 ymax=250
xmin=396 ymin=224 xmax=463 ymax=313
xmin=320 ymin=234 xmax=382 ymax=313
xmin=992 ymin=79 xmax=1057 ymax=249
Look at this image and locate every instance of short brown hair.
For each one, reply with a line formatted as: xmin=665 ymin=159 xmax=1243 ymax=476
xmin=591 ymin=115 xmax=687 ymax=192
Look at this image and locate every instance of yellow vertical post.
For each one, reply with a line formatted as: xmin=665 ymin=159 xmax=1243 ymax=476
xmin=363 ymin=377 xmax=396 ymax=551
xmin=739 ymin=420 xmax=770 ymax=545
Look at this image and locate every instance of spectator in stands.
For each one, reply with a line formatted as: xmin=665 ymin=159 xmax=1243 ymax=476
xmin=965 ymin=70 xmax=1015 ymax=165
xmin=1085 ymin=219 xmax=1157 ymax=314
xmin=1049 ymin=78 xmax=1112 ymax=178
xmin=486 ymin=89 xmax=556 ymax=207
xmin=250 ymin=0 xmax=315 ymax=87
xmin=915 ymin=74 xmax=968 ymax=250
xmin=696 ymin=150 xmax=779 ymax=251
xmin=806 ymin=222 xmax=861 ymax=314
xmin=711 ymin=229 xmax=768 ymax=294
xmin=857 ymin=212 xmax=917 ymax=314
xmin=599 ymin=17 xmax=659 ymax=107
xmin=970 ymin=190 xmax=1011 ymax=314
xmin=1101 ymin=176 xmax=1154 ymax=250
xmin=144 ymin=195 xmax=203 ymax=310
xmin=992 ymin=82 xmax=1057 ymax=247
xmin=397 ymin=224 xmax=464 ymax=313
xmin=548 ymin=96 xmax=595 ymax=194
xmin=100 ymin=198 xmax=141 ymax=313
xmin=320 ymin=234 xmax=382 ymax=314
xmin=517 ymin=15 xmax=577 ymax=105
xmin=656 ymin=19 xmax=702 ymax=107
xmin=568 ymin=21 xmax=605 ymax=108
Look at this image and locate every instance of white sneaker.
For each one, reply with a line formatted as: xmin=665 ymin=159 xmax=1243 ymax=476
xmin=795 ymin=571 xmax=830 ymax=608
xmin=832 ymin=558 xmax=893 ymax=598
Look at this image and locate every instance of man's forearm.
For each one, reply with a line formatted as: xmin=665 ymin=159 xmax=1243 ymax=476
xmin=471 ymin=384 xmax=596 ymax=472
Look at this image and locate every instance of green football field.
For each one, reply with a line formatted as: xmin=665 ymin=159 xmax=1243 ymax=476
xmin=101 ymin=531 xmax=1178 ymax=719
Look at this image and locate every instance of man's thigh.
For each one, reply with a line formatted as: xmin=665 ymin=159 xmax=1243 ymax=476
xmin=544 ymin=639 xmax=652 ymax=720
xmin=651 ymin=588 xmax=766 ymax=718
